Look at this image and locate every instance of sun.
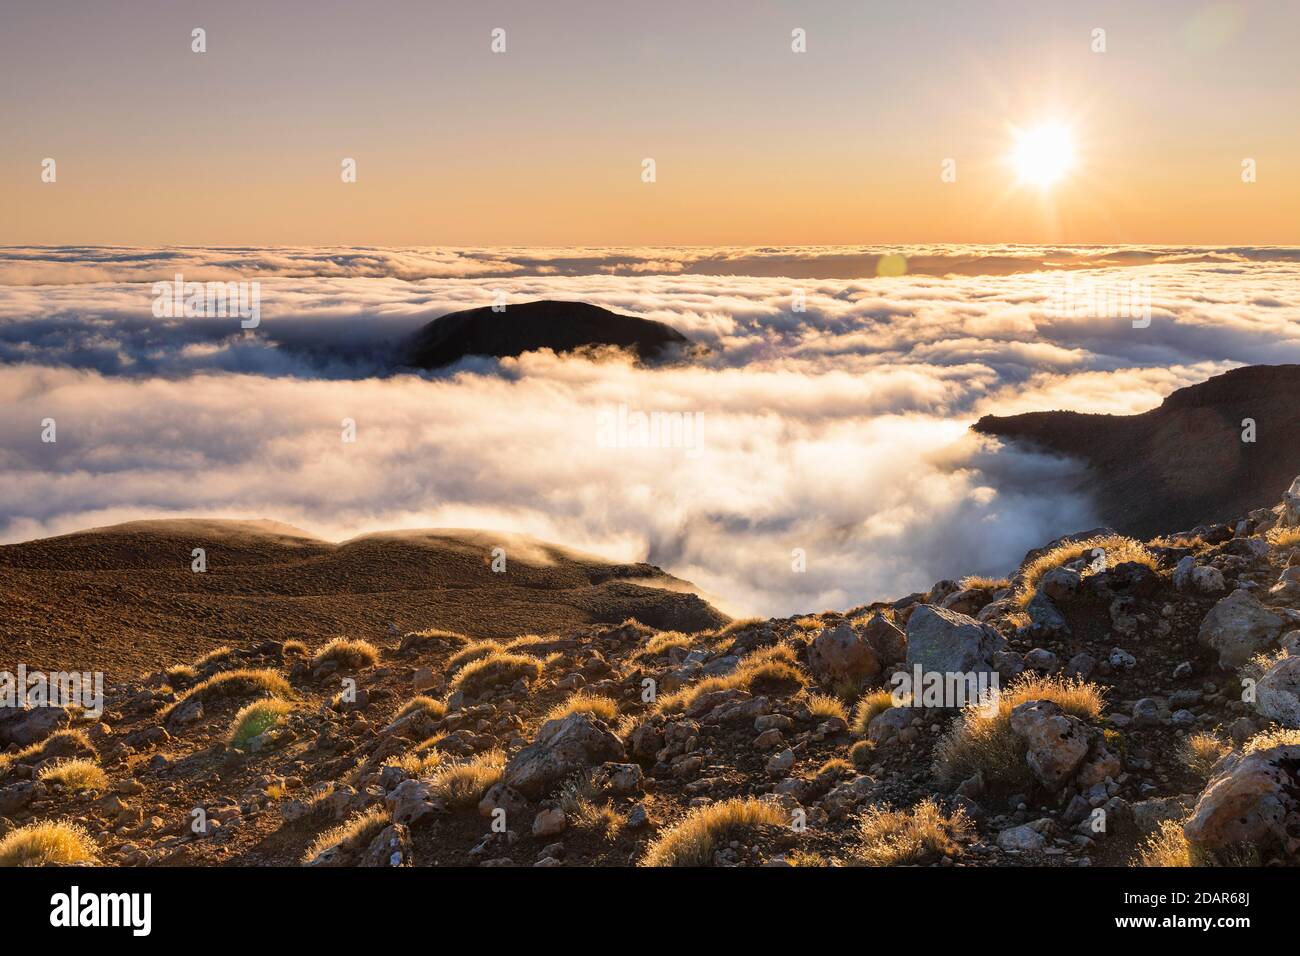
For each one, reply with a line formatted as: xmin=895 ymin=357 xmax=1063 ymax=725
xmin=1011 ymin=122 xmax=1075 ymax=187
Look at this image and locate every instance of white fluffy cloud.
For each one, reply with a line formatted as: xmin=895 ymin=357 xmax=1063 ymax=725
xmin=1 ymin=246 xmax=1297 ymax=617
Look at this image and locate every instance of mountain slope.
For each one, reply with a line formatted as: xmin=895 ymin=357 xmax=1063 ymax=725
xmin=0 ymin=520 xmax=727 ymax=674
xmin=973 ymin=364 xmax=1300 ymax=538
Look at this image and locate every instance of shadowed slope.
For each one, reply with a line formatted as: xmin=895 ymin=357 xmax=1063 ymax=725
xmin=973 ymin=364 xmax=1300 ymax=538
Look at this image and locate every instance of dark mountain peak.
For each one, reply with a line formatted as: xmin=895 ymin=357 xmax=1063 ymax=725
xmin=973 ymin=364 xmax=1300 ymax=538
xmin=401 ymin=299 xmax=692 ymax=369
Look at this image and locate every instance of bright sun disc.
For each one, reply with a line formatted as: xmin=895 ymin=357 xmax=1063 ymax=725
xmin=1011 ymin=123 xmax=1074 ymax=187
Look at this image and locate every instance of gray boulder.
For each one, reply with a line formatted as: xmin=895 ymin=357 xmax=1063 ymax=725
xmin=1198 ymin=589 xmax=1285 ymax=669
xmin=904 ymin=605 xmax=1005 ymax=678
xmin=1256 ymin=655 xmax=1300 ymax=728
xmin=503 ymin=712 xmax=625 ymax=799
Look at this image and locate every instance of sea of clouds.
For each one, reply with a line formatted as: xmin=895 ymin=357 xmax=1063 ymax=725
xmin=2 ymin=245 xmax=1298 ymax=617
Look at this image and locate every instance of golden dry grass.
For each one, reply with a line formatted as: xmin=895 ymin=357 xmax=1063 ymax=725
xmin=1015 ymin=534 xmax=1158 ymax=608
xmin=194 ymin=645 xmax=237 ymax=669
xmin=503 ymin=634 xmax=549 ymax=652
xmin=849 ymin=739 xmax=875 ymax=770
xmin=393 ymin=695 xmax=447 ymax=722
xmin=717 ymin=617 xmax=765 ymax=636
xmin=640 ymin=797 xmax=787 ymax=867
xmin=959 ymin=575 xmax=1010 ymax=591
xmin=932 ymin=674 xmax=1106 ymax=787
xmin=1266 ymin=526 xmax=1300 ymax=549
xmin=543 ymin=691 xmax=619 ymax=725
xmin=282 ymin=639 xmax=308 ymax=656
xmin=448 ymin=640 xmax=501 ymax=671
xmin=787 ymin=850 xmax=831 ymax=867
xmin=162 ymin=668 xmax=292 ymax=720
xmin=806 ymin=693 xmax=848 ymax=723
xmin=383 ymin=736 xmax=446 ymax=776
xmin=637 ymin=630 xmax=695 ymax=658
xmin=1182 ymin=732 xmax=1231 ymax=777
xmin=37 ymin=758 xmax=108 ymax=792
xmin=424 ymin=749 xmax=505 ymax=809
xmin=1134 ymin=819 xmax=1193 ymax=867
xmin=163 ymin=664 xmax=198 ymax=685
xmin=227 ymin=698 xmax=295 ymax=747
xmin=1243 ymin=727 xmax=1300 ymax=753
xmin=0 ymin=729 xmax=95 ymax=777
xmin=854 ymin=798 xmax=971 ymax=866
xmin=655 ymin=643 xmax=806 ymax=714
xmin=559 ymin=777 xmax=626 ymax=840
xmin=449 ymin=651 xmax=543 ymax=698
xmin=312 ymin=637 xmax=380 ymax=669
xmin=302 ymin=806 xmax=391 ymax=866
xmin=0 ymin=821 xmax=100 ymax=867
xmin=850 ymin=690 xmax=899 ymax=736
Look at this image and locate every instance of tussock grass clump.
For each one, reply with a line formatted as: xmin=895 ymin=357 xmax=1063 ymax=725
xmin=383 ymin=735 xmax=446 ymax=776
xmin=559 ymin=776 xmax=626 ymax=839
xmin=424 ymin=749 xmax=505 ymax=809
xmin=164 ymin=664 xmax=198 ymax=686
xmin=393 ymin=695 xmax=447 ymax=722
xmin=787 ymin=850 xmax=830 ymax=867
xmin=1016 ymin=534 xmax=1158 ymax=608
xmin=449 ymin=651 xmax=542 ymax=698
xmin=1182 ymin=732 xmax=1230 ymax=778
xmin=958 ymin=575 xmax=1010 ymax=591
xmin=503 ymin=634 xmax=548 ymax=652
xmin=1134 ymin=819 xmax=1193 ymax=867
xmin=1244 ymin=727 xmax=1300 ymax=753
xmin=854 ymin=798 xmax=970 ymax=866
xmin=637 ymin=630 xmax=695 ymax=658
xmin=0 ymin=729 xmax=95 ymax=777
xmin=656 ymin=643 xmax=806 ymax=714
xmin=397 ymin=628 xmax=467 ymax=655
xmin=162 ymin=668 xmax=292 ymax=720
xmin=641 ymin=797 xmax=787 ymax=867
xmin=849 ymin=739 xmax=875 ymax=770
xmin=806 ymin=693 xmax=848 ymax=723
xmin=448 ymin=640 xmax=501 ymax=672
xmin=932 ymin=674 xmax=1106 ymax=788
xmin=282 ymin=639 xmax=308 ymax=657
xmin=851 ymin=690 xmax=899 ymax=736
xmin=718 ymin=617 xmax=765 ymax=637
xmin=543 ymin=691 xmax=618 ymax=726
xmin=194 ymin=645 xmax=238 ymax=669
xmin=1266 ymin=526 xmax=1300 ymax=549
xmin=302 ymin=806 xmax=391 ymax=866
xmin=37 ymin=758 xmax=108 ymax=792
xmin=312 ymin=637 xmax=380 ymax=670
xmin=228 ymin=698 xmax=295 ymax=747
xmin=0 ymin=821 xmax=100 ymax=867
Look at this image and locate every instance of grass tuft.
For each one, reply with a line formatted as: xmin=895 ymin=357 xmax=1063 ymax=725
xmin=302 ymin=806 xmax=391 ymax=866
xmin=1182 ymin=732 xmax=1230 ymax=778
xmin=806 ymin=693 xmax=849 ymax=723
xmin=656 ymin=643 xmax=806 ymax=714
xmin=0 ymin=821 xmax=100 ymax=867
xmin=228 ymin=698 xmax=295 ymax=747
xmin=424 ymin=749 xmax=506 ymax=809
xmin=312 ymin=638 xmax=380 ymax=670
xmin=932 ymin=674 xmax=1105 ymax=788
xmin=851 ymin=690 xmax=899 ymax=736
xmin=162 ymin=668 xmax=292 ymax=720
xmin=0 ymin=729 xmax=95 ymax=777
xmin=854 ymin=798 xmax=970 ymax=866
xmin=1016 ymin=534 xmax=1157 ymax=608
xmin=449 ymin=651 xmax=542 ymax=698
xmin=641 ymin=797 xmax=787 ymax=867
xmin=37 ymin=758 xmax=108 ymax=792
xmin=637 ymin=631 xmax=695 ymax=658
xmin=393 ymin=695 xmax=447 ymax=722
xmin=543 ymin=691 xmax=619 ymax=726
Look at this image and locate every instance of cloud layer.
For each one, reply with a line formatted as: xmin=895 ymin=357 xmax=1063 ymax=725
xmin=2 ymin=246 xmax=1298 ymax=617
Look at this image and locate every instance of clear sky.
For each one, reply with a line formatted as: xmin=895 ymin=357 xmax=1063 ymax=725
xmin=3 ymin=0 xmax=1297 ymax=246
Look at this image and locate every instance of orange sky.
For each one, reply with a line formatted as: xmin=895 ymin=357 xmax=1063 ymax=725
xmin=3 ymin=0 xmax=1297 ymax=246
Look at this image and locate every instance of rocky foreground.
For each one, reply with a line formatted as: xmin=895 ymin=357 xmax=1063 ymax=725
xmin=5 ymin=481 xmax=1300 ymax=867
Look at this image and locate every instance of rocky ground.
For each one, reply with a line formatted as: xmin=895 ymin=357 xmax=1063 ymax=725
xmin=4 ymin=481 xmax=1300 ymax=867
